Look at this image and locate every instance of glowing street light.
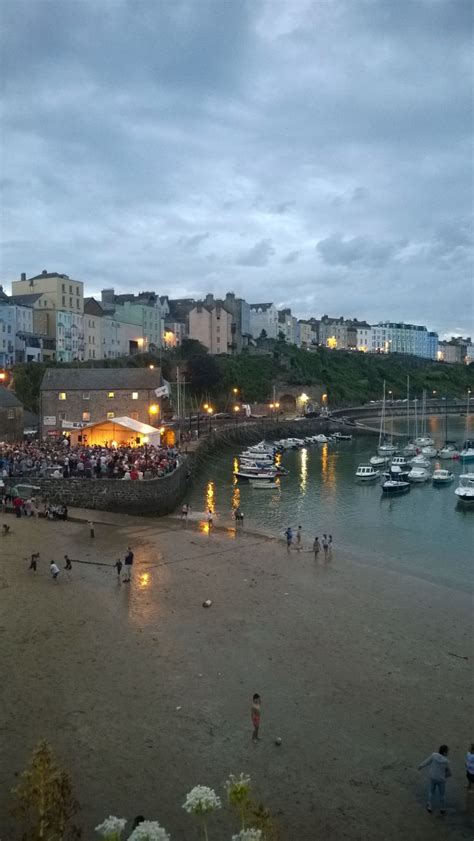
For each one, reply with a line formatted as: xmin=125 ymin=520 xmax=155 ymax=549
xmin=232 ymin=387 xmax=239 ymax=395
xmin=148 ymin=404 xmax=159 ymax=415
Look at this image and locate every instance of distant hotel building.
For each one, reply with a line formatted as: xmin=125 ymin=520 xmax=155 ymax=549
xmin=370 ymin=322 xmax=438 ymax=359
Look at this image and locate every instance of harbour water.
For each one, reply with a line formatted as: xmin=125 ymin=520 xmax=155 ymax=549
xmin=188 ymin=415 xmax=473 ymax=593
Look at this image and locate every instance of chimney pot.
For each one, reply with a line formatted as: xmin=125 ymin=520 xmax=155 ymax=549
xmin=21 ymin=272 xmax=26 ymax=282
xmin=42 ymin=270 xmax=47 ymax=275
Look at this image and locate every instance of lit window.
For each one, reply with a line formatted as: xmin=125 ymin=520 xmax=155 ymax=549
xmin=132 ymin=392 xmax=138 ymax=400
xmin=82 ymin=411 xmax=90 ymax=421
xmin=59 ymin=392 xmax=67 ymax=401
xmin=107 ymin=391 xmax=115 ymax=398
xmin=82 ymin=392 xmax=90 ymax=400
xmin=107 ymin=411 xmax=115 ymax=419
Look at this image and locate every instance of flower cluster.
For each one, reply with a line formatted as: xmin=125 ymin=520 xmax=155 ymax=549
xmin=182 ymin=785 xmax=222 ymax=815
xmin=127 ymin=820 xmax=170 ymax=841
xmin=95 ymin=816 xmax=127 ymax=839
xmin=231 ymin=830 xmax=263 ymax=841
xmin=225 ymin=773 xmax=252 ymax=807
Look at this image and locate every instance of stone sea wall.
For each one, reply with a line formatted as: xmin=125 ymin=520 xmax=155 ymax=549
xmin=3 ymin=460 xmax=189 ymax=516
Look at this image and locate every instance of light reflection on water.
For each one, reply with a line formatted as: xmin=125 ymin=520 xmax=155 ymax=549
xmin=188 ymin=416 xmax=473 ymax=591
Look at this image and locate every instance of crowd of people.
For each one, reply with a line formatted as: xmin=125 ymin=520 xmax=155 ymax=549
xmin=0 ymin=439 xmax=180 ymax=481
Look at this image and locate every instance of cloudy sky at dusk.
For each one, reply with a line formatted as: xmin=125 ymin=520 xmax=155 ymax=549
xmin=1 ymin=0 xmax=472 ymax=336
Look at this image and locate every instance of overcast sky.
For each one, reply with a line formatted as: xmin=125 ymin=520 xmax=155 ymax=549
xmin=1 ymin=0 xmax=472 ymax=336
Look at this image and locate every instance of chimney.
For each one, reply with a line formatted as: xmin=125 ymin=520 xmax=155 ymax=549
xmin=42 ymin=269 xmax=47 ymax=276
xmin=21 ymin=272 xmax=26 ymax=282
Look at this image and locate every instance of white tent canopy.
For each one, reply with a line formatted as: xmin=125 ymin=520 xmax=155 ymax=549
xmin=70 ymin=416 xmax=161 ymax=447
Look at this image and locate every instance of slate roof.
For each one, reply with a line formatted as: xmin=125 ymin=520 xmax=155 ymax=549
xmin=0 ymin=387 xmax=23 ymax=408
xmin=29 ymin=271 xmax=70 ymax=280
xmin=9 ymin=294 xmax=42 ymax=307
xmin=40 ymin=367 xmax=162 ymax=391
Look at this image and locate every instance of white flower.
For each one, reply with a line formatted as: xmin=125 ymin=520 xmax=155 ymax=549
xmin=225 ymin=773 xmax=251 ymax=794
xmin=231 ymin=830 xmax=263 ymax=841
xmin=95 ymin=816 xmax=127 ymax=838
xmin=182 ymin=785 xmax=222 ymax=815
xmin=127 ymin=820 xmax=170 ymax=841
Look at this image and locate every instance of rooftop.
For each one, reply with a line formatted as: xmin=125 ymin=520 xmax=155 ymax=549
xmin=0 ymin=387 xmax=23 ymax=409
xmin=40 ymin=367 xmax=162 ymax=391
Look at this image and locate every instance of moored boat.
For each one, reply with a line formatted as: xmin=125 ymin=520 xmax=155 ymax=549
xmin=421 ymin=446 xmax=437 ymax=458
xmin=432 ymin=468 xmax=454 ymax=485
xmin=459 ymin=439 xmax=474 ymax=462
xmin=454 ymin=473 xmax=474 ymax=506
xmin=370 ymin=455 xmax=389 ymax=467
xmin=333 ymin=432 xmax=352 ymax=441
xmin=250 ymin=479 xmax=279 ymax=489
xmin=407 ymin=467 xmax=430 ymax=483
xmin=381 ymin=477 xmax=411 ymax=495
xmin=355 ymin=464 xmax=380 ymax=482
xmin=410 ymin=454 xmax=430 ymax=469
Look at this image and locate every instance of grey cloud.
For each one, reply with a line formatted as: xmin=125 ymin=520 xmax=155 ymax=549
xmin=0 ymin=0 xmax=472 ymax=335
xmin=236 ymin=239 xmax=275 ymax=267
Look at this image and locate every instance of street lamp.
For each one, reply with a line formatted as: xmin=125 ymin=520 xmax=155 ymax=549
xmin=232 ymin=387 xmax=239 ymax=395
xmin=234 ymin=405 xmax=240 ymax=425
xmin=207 ymin=407 xmax=213 ymax=433
xmin=275 ymin=401 xmax=280 ymax=421
xmin=148 ymin=403 xmax=159 ymax=416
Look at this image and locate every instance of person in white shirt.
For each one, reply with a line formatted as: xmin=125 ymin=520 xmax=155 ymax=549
xmin=418 ymin=744 xmax=451 ymax=814
xmin=50 ymin=561 xmax=60 ymax=581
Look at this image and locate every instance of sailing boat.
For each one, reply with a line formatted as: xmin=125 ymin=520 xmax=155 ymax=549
xmin=377 ymin=382 xmax=397 ymax=457
xmin=459 ymin=389 xmax=474 ymax=462
xmin=414 ymin=390 xmax=434 ymax=448
xmin=438 ymin=396 xmax=459 ymax=459
xmin=403 ymin=375 xmax=417 ymax=456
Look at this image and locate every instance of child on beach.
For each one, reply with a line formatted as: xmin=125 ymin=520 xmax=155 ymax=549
xmin=29 ymin=552 xmax=40 ymax=572
xmin=114 ymin=559 xmax=123 ymax=582
xmin=418 ymin=744 xmax=451 ymax=814
xmin=322 ymin=534 xmax=329 ymax=558
xmin=284 ymin=527 xmax=293 ymax=551
xmin=466 ymin=743 xmax=474 ymax=788
xmin=50 ymin=561 xmax=60 ymax=581
xmin=313 ymin=537 xmax=321 ymax=560
xmin=251 ymin=693 xmax=261 ymax=742
xmin=296 ymin=525 xmax=302 ymax=549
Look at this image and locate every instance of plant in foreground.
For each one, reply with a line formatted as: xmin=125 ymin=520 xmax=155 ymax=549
xmin=11 ymin=740 xmax=81 ymax=841
xmin=95 ymin=815 xmax=127 ymax=840
xmin=127 ymin=819 xmax=170 ymax=841
xmin=183 ymin=785 xmax=222 ymax=841
xmin=225 ymin=773 xmax=252 ymax=830
xmin=231 ymin=830 xmax=263 ymax=841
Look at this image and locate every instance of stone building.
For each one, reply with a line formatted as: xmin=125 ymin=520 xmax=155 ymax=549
xmin=188 ymin=298 xmax=233 ymax=354
xmin=0 ymin=387 xmax=24 ymax=442
xmin=39 ymin=367 xmax=163 ymax=437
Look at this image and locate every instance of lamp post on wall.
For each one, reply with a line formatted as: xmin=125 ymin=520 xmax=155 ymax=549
xmin=207 ymin=407 xmax=213 ymax=434
xmin=234 ymin=405 xmax=240 ymax=425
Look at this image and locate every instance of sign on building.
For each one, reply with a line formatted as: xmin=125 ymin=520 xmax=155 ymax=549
xmin=43 ymin=416 xmax=56 ymax=426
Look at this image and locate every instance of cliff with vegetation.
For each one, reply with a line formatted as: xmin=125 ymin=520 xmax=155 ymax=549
xmin=11 ymin=339 xmax=472 ymax=413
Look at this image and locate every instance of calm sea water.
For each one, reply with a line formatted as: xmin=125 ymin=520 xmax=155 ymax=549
xmin=188 ymin=416 xmax=473 ymax=593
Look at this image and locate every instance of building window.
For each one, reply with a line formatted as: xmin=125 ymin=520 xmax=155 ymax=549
xmin=107 ymin=411 xmax=115 ymax=419
xmin=58 ymin=412 xmax=66 ymax=420
xmin=76 ymin=300 xmax=80 ymax=309
xmin=83 ymin=392 xmax=90 ymax=400
xmin=132 ymin=392 xmax=138 ymax=400
xmin=69 ymin=298 xmax=73 ymax=307
xmin=131 ymin=412 xmax=139 ymax=420
xmin=62 ymin=283 xmax=65 ymax=292
xmin=62 ymin=296 xmax=66 ymax=306
xmin=59 ymin=392 xmax=67 ymax=401
xmin=7 ymin=409 xmax=15 ymax=419
xmin=107 ymin=391 xmax=115 ymax=399
xmin=82 ymin=411 xmax=90 ymax=422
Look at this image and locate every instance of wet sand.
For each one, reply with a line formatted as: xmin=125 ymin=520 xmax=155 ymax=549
xmin=0 ymin=511 xmax=472 ymax=840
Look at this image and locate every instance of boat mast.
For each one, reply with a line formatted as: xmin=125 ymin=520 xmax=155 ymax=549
xmin=445 ymin=395 xmax=448 ymax=447
xmin=379 ymin=381 xmax=386 ymax=446
xmin=406 ymin=375 xmax=410 ymax=439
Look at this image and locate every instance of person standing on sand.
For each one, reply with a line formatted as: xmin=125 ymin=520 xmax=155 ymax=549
xmin=313 ymin=537 xmax=321 ymax=560
xmin=88 ymin=521 xmax=95 ymax=539
xmin=123 ymin=547 xmax=134 ymax=582
xmin=181 ymin=503 xmax=188 ymax=520
xmin=466 ymin=743 xmax=474 ymax=789
xmin=251 ymin=693 xmax=261 ymax=742
xmin=114 ymin=559 xmax=123 ymax=582
xmin=418 ymin=744 xmax=451 ymax=814
xmin=50 ymin=561 xmax=60 ymax=581
xmin=328 ymin=535 xmax=333 ymax=557
xmin=207 ymin=508 xmax=213 ymax=530
xmin=296 ymin=525 xmax=302 ymax=549
xmin=322 ymin=534 xmax=329 ymax=558
xmin=29 ymin=552 xmax=40 ymax=572
xmin=284 ymin=527 xmax=293 ymax=551
xmin=64 ymin=555 xmax=72 ymax=571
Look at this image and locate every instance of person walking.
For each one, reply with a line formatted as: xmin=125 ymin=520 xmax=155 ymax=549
xmin=466 ymin=743 xmax=474 ymax=789
xmin=296 ymin=525 xmax=302 ymax=550
xmin=322 ymin=534 xmax=329 ymax=558
xmin=88 ymin=521 xmax=95 ymax=539
xmin=64 ymin=554 xmax=72 ymax=571
xmin=284 ymin=527 xmax=293 ymax=552
xmin=50 ymin=561 xmax=60 ymax=581
xmin=181 ymin=503 xmax=188 ymax=520
xmin=251 ymin=693 xmax=261 ymax=742
xmin=418 ymin=744 xmax=451 ymax=814
xmin=28 ymin=552 xmax=40 ymax=572
xmin=114 ymin=559 xmax=123 ymax=583
xmin=313 ymin=536 xmax=321 ymax=560
xmin=123 ymin=547 xmax=134 ymax=582
xmin=207 ymin=508 xmax=213 ymax=530
xmin=328 ymin=534 xmax=333 ymax=557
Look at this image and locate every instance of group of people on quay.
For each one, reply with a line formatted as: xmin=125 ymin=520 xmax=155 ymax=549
xmin=0 ymin=439 xmax=180 ymax=480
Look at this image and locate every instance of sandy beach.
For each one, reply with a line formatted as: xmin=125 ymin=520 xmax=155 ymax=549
xmin=0 ymin=510 xmax=472 ymax=840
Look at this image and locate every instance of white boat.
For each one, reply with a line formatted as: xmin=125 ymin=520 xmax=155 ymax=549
xmin=312 ymin=434 xmax=330 ymax=444
xmin=333 ymin=432 xmax=352 ymax=441
xmin=421 ymin=446 xmax=437 ymax=458
xmin=235 ymin=469 xmax=277 ymax=480
xmin=381 ymin=477 xmax=410 ymax=495
xmin=438 ymin=445 xmax=459 ymax=460
xmin=414 ymin=390 xmax=434 ymax=448
xmin=378 ymin=442 xmax=397 ymax=457
xmin=459 ymin=439 xmax=474 ymax=462
xmin=454 ymin=473 xmax=474 ymax=506
xmin=414 ymin=435 xmax=434 ymax=448
xmin=410 ymin=454 xmax=430 ymax=468
xmin=407 ymin=467 xmax=430 ymax=483
xmin=284 ymin=438 xmax=306 ymax=448
xmin=240 ymin=450 xmax=274 ymax=461
xmin=355 ymin=464 xmax=380 ymax=482
xmin=391 ymin=456 xmax=410 ymax=470
xmin=370 ymin=455 xmax=389 ymax=467
xmin=403 ymin=443 xmax=418 ymax=457
xmin=432 ymin=468 xmax=454 ymax=485
xmin=377 ymin=381 xmax=397 ymax=457
xmin=250 ymin=479 xmax=279 ymax=489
